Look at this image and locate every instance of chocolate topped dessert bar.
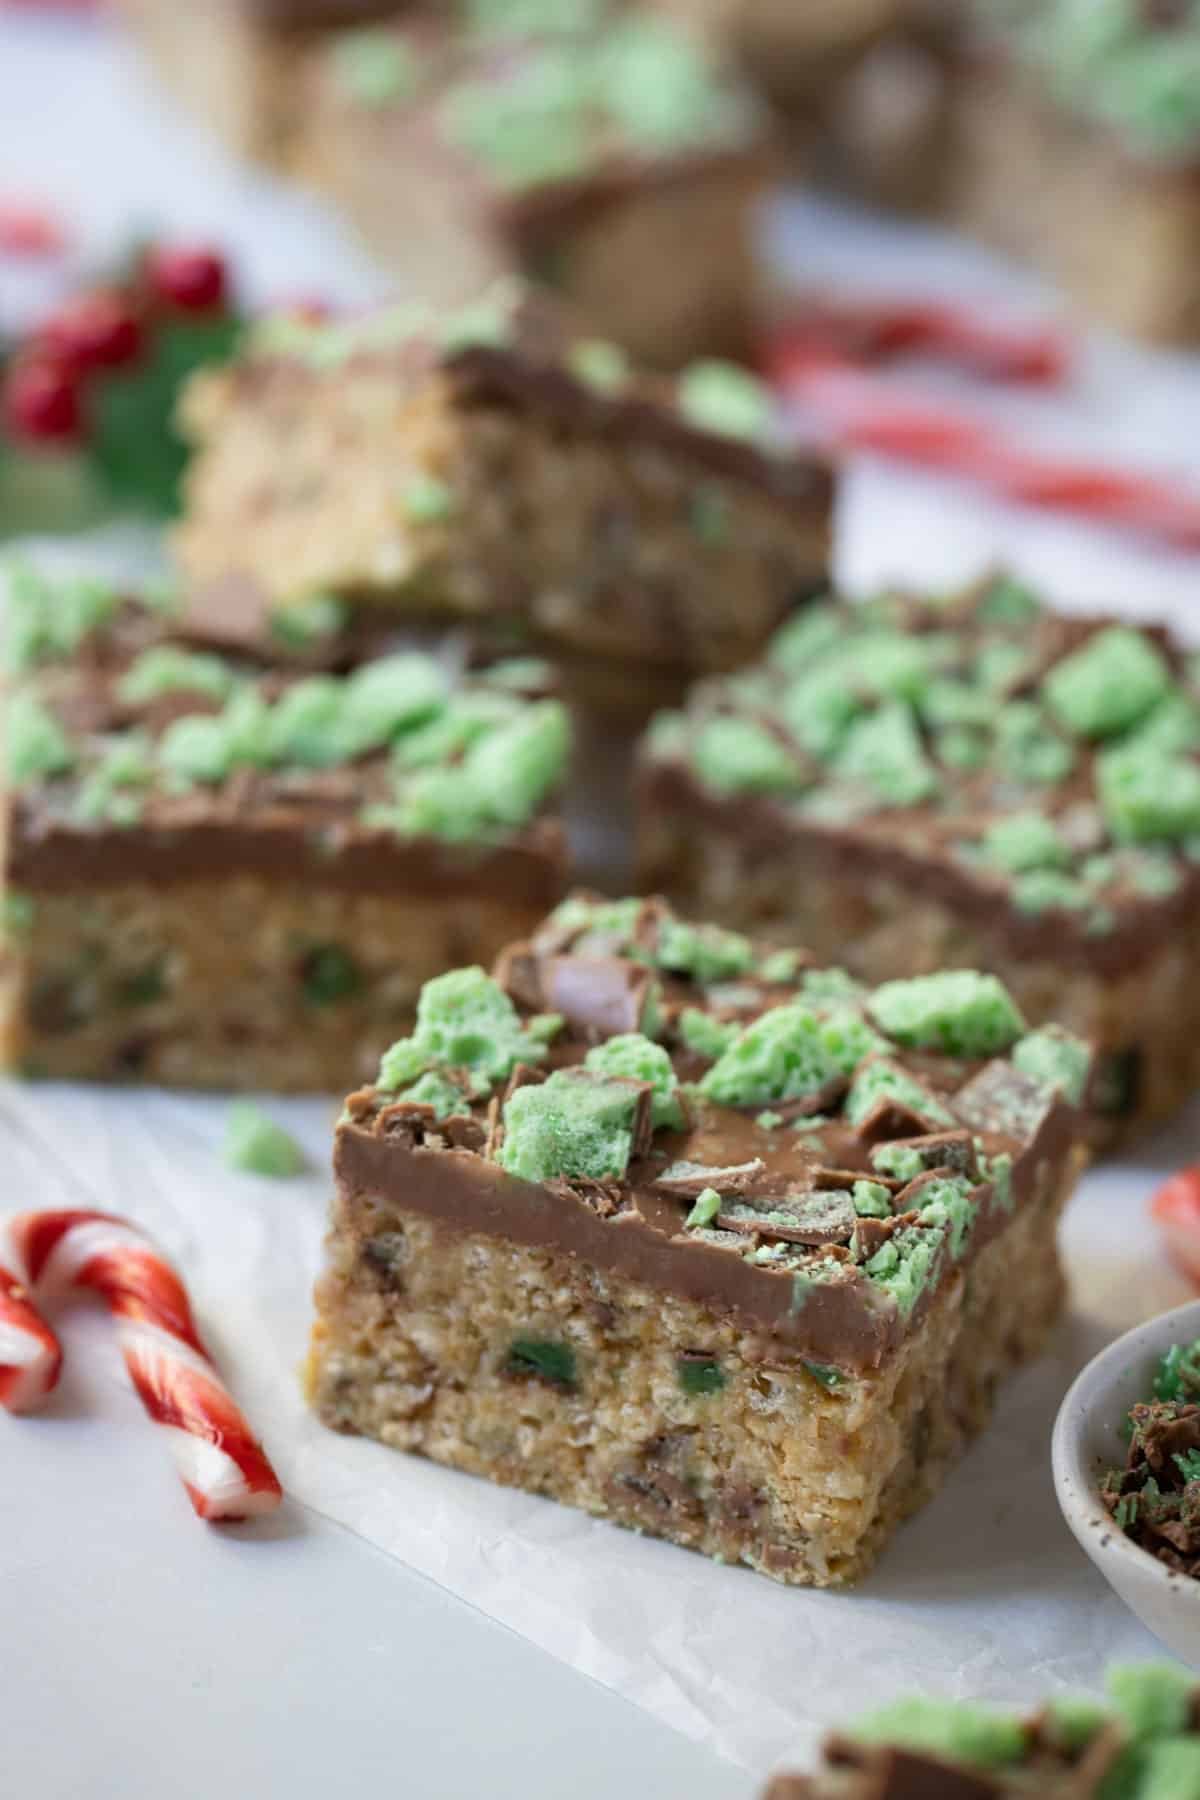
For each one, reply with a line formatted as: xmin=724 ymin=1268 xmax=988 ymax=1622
xmin=294 ymin=9 xmax=773 ymax=367
xmin=0 ymin=567 xmax=568 ymax=1090
xmin=638 ymin=577 xmax=1200 ymax=1143
xmin=765 ymin=1662 xmax=1200 ymax=1798
xmin=950 ymin=2 xmax=1200 ymax=343
xmin=307 ymin=891 xmax=1088 ymax=1585
xmin=175 ymin=282 xmax=833 ymax=678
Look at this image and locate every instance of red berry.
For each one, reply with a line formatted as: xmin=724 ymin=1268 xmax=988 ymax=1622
xmin=39 ymin=290 xmax=144 ymax=373
xmin=147 ymin=245 xmax=227 ymax=313
xmin=3 ymin=355 xmax=84 ymax=445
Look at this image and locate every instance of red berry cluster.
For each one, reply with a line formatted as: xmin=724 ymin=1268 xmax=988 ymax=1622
xmin=2 ymin=245 xmax=228 ymax=448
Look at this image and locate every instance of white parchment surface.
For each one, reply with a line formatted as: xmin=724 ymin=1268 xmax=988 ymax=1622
xmin=3 ymin=1074 xmax=1195 ymax=1773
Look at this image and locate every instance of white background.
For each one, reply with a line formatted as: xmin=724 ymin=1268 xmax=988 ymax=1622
xmin=3 ymin=11 xmax=1200 ymax=1799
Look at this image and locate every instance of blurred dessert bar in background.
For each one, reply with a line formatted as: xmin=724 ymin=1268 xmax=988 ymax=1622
xmin=638 ymin=577 xmax=1200 ymax=1143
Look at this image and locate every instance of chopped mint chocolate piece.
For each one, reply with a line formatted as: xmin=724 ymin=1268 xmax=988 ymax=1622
xmin=980 ymin=811 xmax=1069 ymax=874
xmin=691 ymin=716 xmax=806 ymax=797
xmin=994 ymin=701 xmax=1076 ymax=785
xmin=74 ymin=731 xmax=155 ymax=826
xmin=835 ymin=704 xmax=938 ymax=807
xmin=864 ymin=1225 xmax=946 ymax=1315
xmin=869 ymin=971 xmax=1025 ymax=1058
xmin=567 ymin=338 xmax=629 ymax=393
xmin=699 ymin=1004 xmax=838 ymax=1108
xmin=1099 ymin=742 xmax=1200 ymax=844
xmin=677 ymin=1008 xmax=738 ymax=1060
xmin=845 ymin=1060 xmax=954 ymax=1128
xmin=499 ymin=1068 xmax=644 ymax=1183
xmin=852 ymin=1180 xmax=891 ymax=1217
xmin=505 ymin=1338 xmax=576 ymax=1389
xmin=768 ymin=603 xmax=844 ymax=675
xmin=393 ymin=699 xmax=568 ymax=839
xmin=224 ymin=1102 xmax=307 ymax=1178
xmin=1045 ymin=626 xmax=1171 ymax=739
xmin=379 ymin=965 xmax=550 ymax=1093
xmin=779 ymin=664 xmax=864 ymax=760
xmin=755 ymin=1110 xmax=783 ymax=1130
xmin=401 ymin=475 xmax=455 ymax=521
xmin=759 ymin=949 xmax=800 ymax=984
xmin=817 ymin=1006 xmax=886 ymax=1075
xmin=655 ymin=918 xmax=753 ymax=983
xmin=6 ymin=693 xmax=74 ymax=782
xmin=585 ymin=1033 xmax=682 ymax=1129
xmin=332 ymin=29 xmax=418 ymax=106
xmin=1012 ymin=1026 xmax=1090 ymax=1106
xmin=976 ymin=574 xmax=1039 ymax=625
xmin=677 ymin=1356 xmax=724 ymax=1395
xmin=269 ymin=593 xmax=347 ymax=649
xmin=5 ymin=565 xmax=122 ymax=671
xmin=849 ymin=1696 xmax=1026 ymax=1767
xmin=395 ymin=1070 xmax=468 ymax=1119
xmin=159 ymin=687 xmax=272 ymax=785
xmin=871 ymin=1142 xmax=924 ymax=1183
xmin=912 ymin=1175 xmax=975 ymax=1256
xmin=801 ymin=968 xmax=861 ymax=1002
xmin=684 ymin=1187 xmax=722 ymax=1229
xmin=438 ymin=281 xmax=522 ymax=352
xmin=117 ymin=646 xmax=237 ymax=705
xmin=444 ymin=57 xmax=590 ymax=190
xmin=978 ymin=1149 xmax=1013 ymax=1210
xmin=677 ymin=359 xmax=772 ymax=443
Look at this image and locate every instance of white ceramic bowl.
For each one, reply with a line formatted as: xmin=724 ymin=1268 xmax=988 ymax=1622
xmin=1053 ymin=1299 xmax=1200 ymax=1667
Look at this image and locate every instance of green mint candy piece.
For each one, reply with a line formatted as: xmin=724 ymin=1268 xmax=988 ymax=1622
xmin=1012 ymin=869 xmax=1091 ymax=914
xmin=699 ymin=1004 xmax=839 ymax=1108
xmin=339 ymin=654 xmax=450 ymax=757
xmin=849 ymin=1697 xmax=1026 ymax=1767
xmin=396 ymin=1070 xmax=469 ymax=1120
xmin=801 ymin=968 xmax=861 ymax=1001
xmin=1107 ymin=1663 xmax=1197 ymax=1741
xmin=265 ymin=677 xmax=346 ymax=768
xmin=980 ymin=811 xmax=1069 ymax=874
xmin=817 ymin=1006 xmax=886 ymax=1076
xmin=332 ymin=29 xmax=417 ymax=107
xmin=401 ymin=475 xmax=455 ymax=522
xmin=921 ymin=677 xmax=996 ymax=731
xmin=380 ymin=965 xmax=548 ymax=1093
xmin=5 ymin=564 xmax=122 ymax=671
xmin=845 ymin=1060 xmax=954 ymax=1128
xmin=678 ymin=1008 xmax=738 ymax=1060
xmin=865 ymin=1222 xmax=948 ymax=1315
xmin=499 ymin=1068 xmax=643 ymax=1183
xmin=457 ymin=698 xmax=569 ymax=825
xmin=871 ymin=1142 xmax=924 ymax=1183
xmin=596 ymin=18 xmax=724 ymax=152
xmin=1099 ymin=742 xmax=1200 ymax=845
xmin=392 ymin=692 xmax=518 ymax=771
xmin=913 ymin=1174 xmax=976 ymax=1256
xmin=585 ymin=1033 xmax=682 ymax=1129
xmin=767 ymin=602 xmax=843 ymax=674
xmin=938 ymin=726 xmax=989 ymax=772
xmin=994 ymin=701 xmax=1076 ymax=785
xmin=300 ymin=944 xmax=363 ymax=1007
xmin=1127 ymin=850 xmax=1184 ymax=897
xmin=803 ymin=1361 xmax=844 ymax=1389
xmin=759 ymin=949 xmax=800 ymax=983
xmin=438 ymin=279 xmax=524 ymax=352
xmin=158 ymin=687 xmax=272 ymax=786
xmin=505 ymin=1338 xmax=576 ymax=1388
xmin=677 ymin=360 xmax=772 ymax=444
xmin=869 ymin=970 xmax=1025 ymax=1058
xmin=444 ymin=55 xmax=590 ymax=190
xmin=73 ymin=730 xmax=155 ymax=825
xmin=1132 ymin=690 xmax=1200 ymax=756
xmin=755 ymin=1110 xmax=783 ymax=1131
xmin=835 ymin=704 xmax=938 ymax=808
xmin=685 ymin=1187 xmax=721 ymax=1229
xmin=567 ymin=338 xmax=629 ymax=393
xmin=852 ymin=1180 xmax=891 ymax=1217
xmin=269 ymin=593 xmax=347 ymax=649
xmin=976 ymin=575 xmax=1039 ymax=626
xmin=691 ymin=716 xmax=806 ymax=797
xmin=466 ymin=0 xmax=606 ymax=34
xmin=677 ymin=1356 xmax=724 ymax=1395
xmin=780 ymin=664 xmax=864 ymax=760
xmin=6 ymin=693 xmax=75 ymax=782
xmin=1011 ymin=1026 xmax=1090 ymax=1106
xmin=224 ymin=1102 xmax=307 ymax=1178
xmin=117 ymin=646 xmax=236 ymax=705
xmin=1129 ymin=1737 xmax=1200 ymax=1799
xmin=1045 ymin=626 xmax=1171 ymax=739
xmin=655 ymin=918 xmax=754 ymax=983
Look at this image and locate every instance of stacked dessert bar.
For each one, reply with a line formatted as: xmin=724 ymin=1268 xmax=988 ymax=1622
xmin=637 ymin=577 xmax=1200 ymax=1142
xmin=308 ymin=891 xmax=1089 ymax=1585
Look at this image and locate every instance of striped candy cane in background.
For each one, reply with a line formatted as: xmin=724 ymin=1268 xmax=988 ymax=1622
xmin=0 ymin=1209 xmax=282 ymax=1521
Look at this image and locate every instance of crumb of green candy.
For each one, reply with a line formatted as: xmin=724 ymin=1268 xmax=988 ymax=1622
xmin=976 ymin=574 xmax=1039 ymax=625
xmin=803 ymin=1361 xmax=844 ymax=1389
xmin=868 ymin=970 xmax=1025 ymax=1058
xmin=224 ymin=1102 xmax=307 ymax=1177
xmin=845 ymin=1060 xmax=953 ymax=1128
xmin=684 ymin=1186 xmax=722 ymax=1228
xmin=505 ymin=1338 xmax=576 ymax=1389
xmin=758 ymin=949 xmax=800 ymax=984
xmin=849 ymin=1697 xmax=1026 ymax=1768
xmin=117 ymin=646 xmax=237 ymax=705
xmin=4 ymin=564 xmax=122 ymax=671
xmin=1011 ymin=869 xmax=1090 ymax=914
xmin=567 ymin=337 xmax=628 ymax=393
xmin=870 ymin=1142 xmax=924 ymax=1183
xmin=980 ymin=811 xmax=1068 ymax=874
xmin=767 ymin=603 xmax=845 ymax=674
xmin=677 ymin=359 xmax=772 ymax=443
xmin=1099 ymin=741 xmax=1200 ymax=845
xmin=379 ymin=965 xmax=548 ymax=1093
xmin=791 ymin=1114 xmax=828 ymax=1133
xmin=396 ymin=1069 xmax=470 ymax=1119
xmin=690 ymin=716 xmax=806 ymax=797
xmin=835 ymin=703 xmax=938 ymax=807
xmin=912 ymin=1174 xmax=975 ymax=1256
xmin=678 ymin=1008 xmax=738 ymax=1060
xmin=269 ymin=593 xmax=347 ymax=649
xmin=73 ymin=731 xmax=155 ymax=825
xmin=332 ymin=28 xmax=417 ymax=105
xmin=1044 ymin=626 xmax=1171 ymax=739
xmin=1011 ymin=1026 xmax=1090 ymax=1106
xmin=699 ymin=1004 xmax=839 ymax=1108
xmin=994 ymin=701 xmax=1076 ymax=785
xmin=800 ymin=967 xmax=861 ymax=1001
xmin=755 ymin=1110 xmax=783 ymax=1131
xmin=7 ymin=692 xmax=75 ymax=783
xmin=866 ymin=1220 xmax=946 ymax=1314
xmin=498 ymin=1068 xmax=644 ymax=1183
xmin=391 ymin=699 xmax=568 ymax=838
xmin=677 ymin=1355 xmax=724 ymax=1395
xmin=817 ymin=1005 xmax=886 ymax=1075
xmin=401 ymin=474 xmax=455 ymax=521
xmin=852 ymin=1180 xmax=891 ymax=1217
xmin=655 ymin=917 xmax=754 ymax=982
xmin=438 ymin=280 xmax=524 ymax=351
xmin=158 ymin=687 xmax=272 ymax=785
xmin=300 ymin=943 xmax=363 ymax=1007
xmin=584 ymin=1032 xmax=683 ymax=1129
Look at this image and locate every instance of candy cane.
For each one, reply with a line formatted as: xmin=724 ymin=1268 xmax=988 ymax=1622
xmin=0 ymin=1209 xmax=282 ymax=1521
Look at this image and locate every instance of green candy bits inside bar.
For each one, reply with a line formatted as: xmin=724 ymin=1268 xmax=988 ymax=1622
xmin=677 ymin=1356 xmax=724 ymax=1395
xmin=699 ymin=1004 xmax=838 ymax=1108
xmin=567 ymin=338 xmax=629 ymax=393
xmin=118 ymin=646 xmax=237 ymax=705
xmin=865 ymin=1223 xmax=946 ymax=1314
xmin=379 ymin=966 xmax=548 ymax=1093
xmin=499 ymin=1069 xmax=642 ymax=1183
xmin=871 ymin=1142 xmax=924 ymax=1182
xmin=849 ymin=1697 xmax=1026 ymax=1768
xmin=685 ymin=1187 xmax=721 ymax=1229
xmin=980 ymin=811 xmax=1069 ymax=874
xmin=224 ymin=1102 xmax=307 ymax=1177
xmin=845 ymin=1060 xmax=954 ymax=1128
xmin=869 ymin=971 xmax=1025 ymax=1059
xmin=1012 ymin=1026 xmax=1090 ymax=1106
xmin=691 ymin=716 xmax=806 ymax=797
xmin=585 ymin=1033 xmax=683 ymax=1129
xmin=1045 ymin=626 xmax=1171 ymax=739
xmin=505 ymin=1338 xmax=576 ymax=1389
xmin=677 ymin=359 xmax=772 ymax=443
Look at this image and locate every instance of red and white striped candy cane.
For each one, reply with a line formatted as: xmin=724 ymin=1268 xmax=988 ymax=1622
xmin=0 ymin=1209 xmax=282 ymax=1522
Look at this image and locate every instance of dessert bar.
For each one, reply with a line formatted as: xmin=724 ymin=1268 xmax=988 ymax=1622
xmin=308 ymin=891 xmax=1087 ymax=1585
xmin=0 ymin=568 xmax=567 ymax=1090
xmin=638 ymin=578 xmax=1200 ymax=1143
